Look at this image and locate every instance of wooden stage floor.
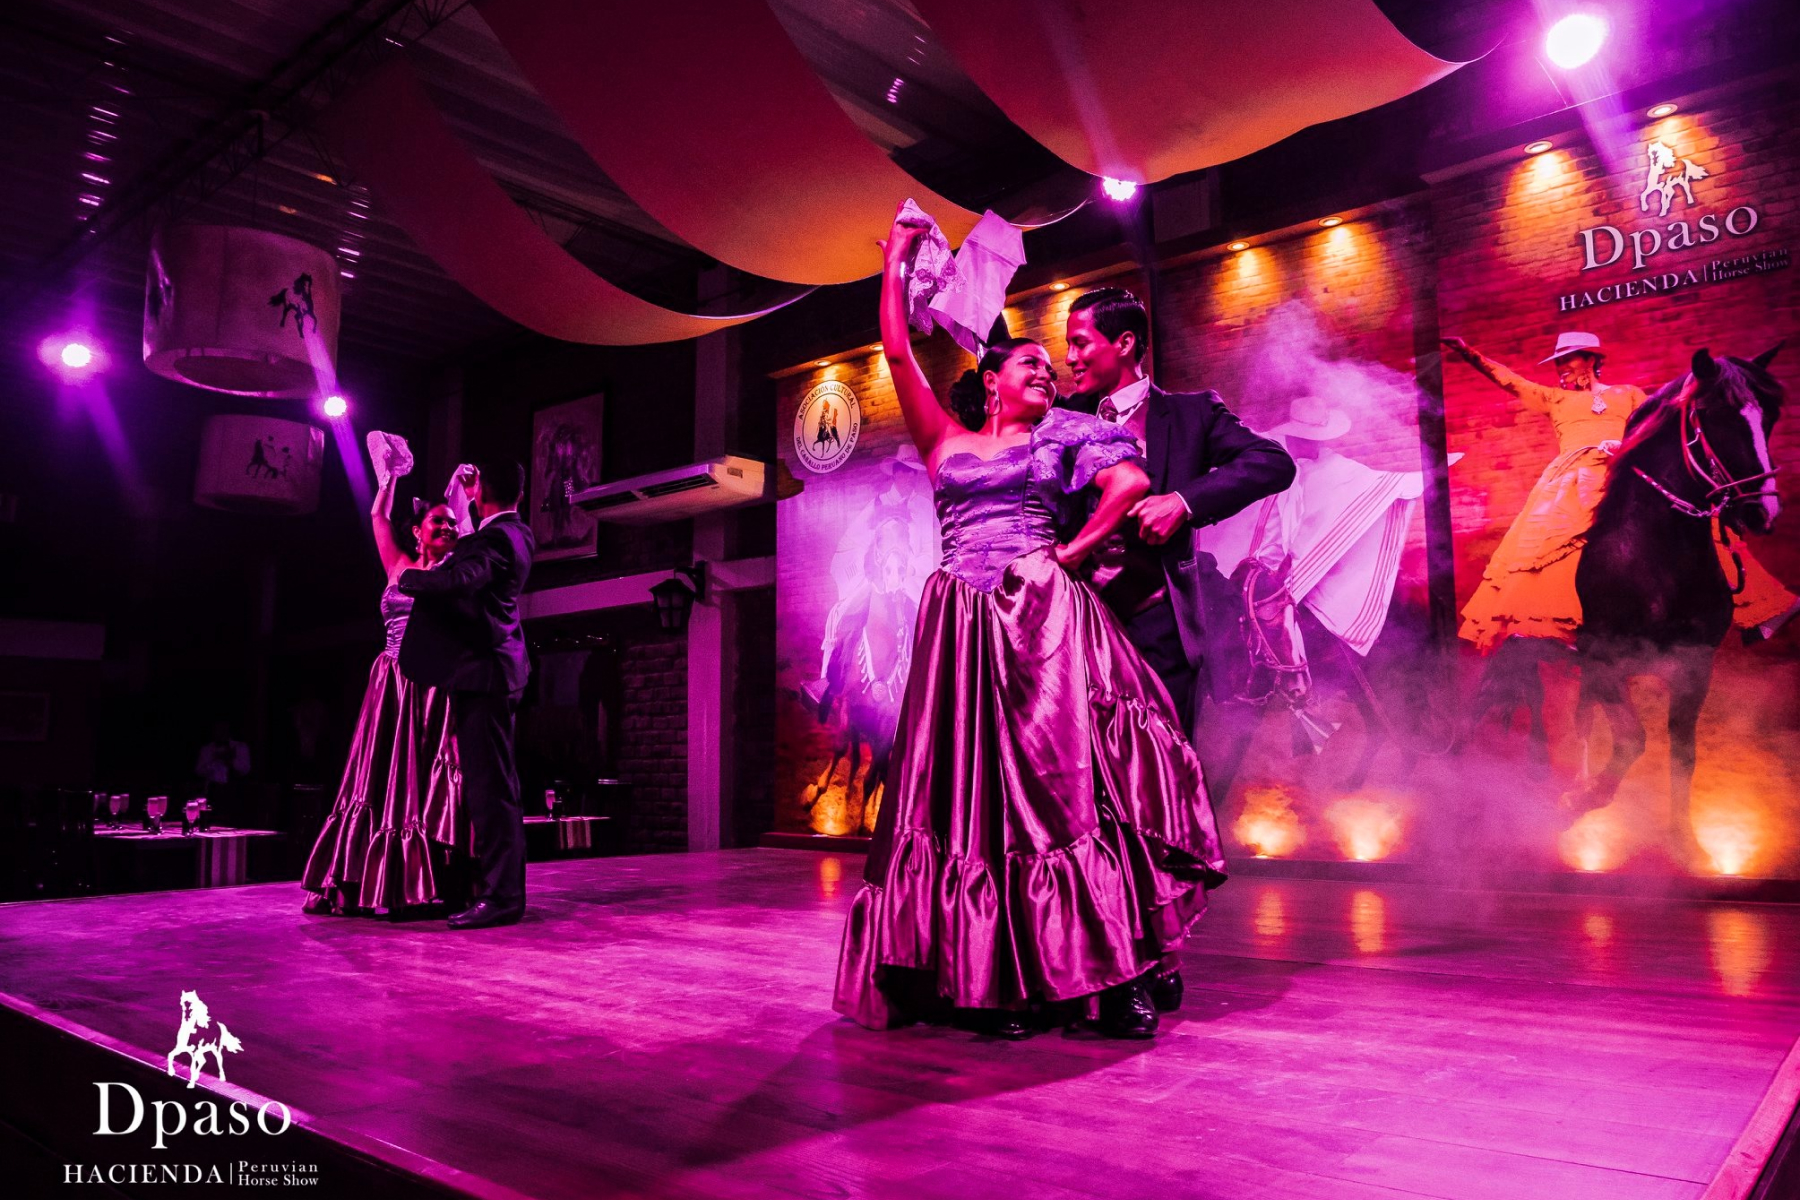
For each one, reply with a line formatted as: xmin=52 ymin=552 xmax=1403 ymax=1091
xmin=1 ymin=850 xmax=1796 ymax=1200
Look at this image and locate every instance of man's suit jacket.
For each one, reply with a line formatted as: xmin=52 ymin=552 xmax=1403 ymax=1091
xmin=1063 ymin=384 xmax=1295 ymax=668
xmin=397 ymin=512 xmax=535 ymax=695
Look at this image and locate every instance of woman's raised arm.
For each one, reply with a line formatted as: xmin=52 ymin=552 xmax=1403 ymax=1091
xmin=370 ymin=475 xmax=411 ymax=578
xmin=879 ymin=215 xmax=954 ymax=459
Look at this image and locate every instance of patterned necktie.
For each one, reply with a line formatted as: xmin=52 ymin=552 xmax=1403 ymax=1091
xmin=1097 ymin=396 xmax=1120 ymax=423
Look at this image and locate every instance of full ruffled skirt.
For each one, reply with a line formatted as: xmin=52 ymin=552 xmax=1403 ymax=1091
xmin=301 ymin=651 xmax=467 ymax=914
xmin=835 ymin=548 xmax=1227 ymax=1029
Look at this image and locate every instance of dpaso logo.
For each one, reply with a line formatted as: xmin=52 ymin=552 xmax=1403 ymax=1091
xmin=91 ymin=990 xmax=291 ymax=1150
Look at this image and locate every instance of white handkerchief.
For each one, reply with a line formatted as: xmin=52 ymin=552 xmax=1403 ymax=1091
xmin=898 ymin=198 xmax=958 ymax=334
xmin=929 ymin=210 xmax=1026 ymax=357
xmin=444 ymin=464 xmax=478 ymax=536
xmin=365 ymin=430 xmax=414 ymax=486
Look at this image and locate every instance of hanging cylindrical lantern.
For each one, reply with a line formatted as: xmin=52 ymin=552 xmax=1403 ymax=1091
xmin=143 ymin=225 xmax=342 ymax=398
xmin=193 ymin=415 xmax=325 ymax=514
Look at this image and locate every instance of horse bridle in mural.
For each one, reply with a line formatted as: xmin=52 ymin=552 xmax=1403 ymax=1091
xmin=1631 ymin=379 xmax=1779 ymax=521
xmin=1628 ymin=377 xmax=1779 ymax=594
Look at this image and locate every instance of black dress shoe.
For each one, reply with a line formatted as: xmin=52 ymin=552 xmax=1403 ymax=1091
xmin=447 ymin=900 xmax=524 ymax=930
xmin=1148 ymin=970 xmax=1184 ymax=1014
xmin=1095 ymin=980 xmax=1159 ymax=1039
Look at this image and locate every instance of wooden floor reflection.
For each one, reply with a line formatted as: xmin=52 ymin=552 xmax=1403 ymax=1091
xmin=1 ymin=850 xmax=1795 ymax=1199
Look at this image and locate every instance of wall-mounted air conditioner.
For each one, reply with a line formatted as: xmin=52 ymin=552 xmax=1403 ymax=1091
xmin=570 ymin=455 xmax=767 ymax=525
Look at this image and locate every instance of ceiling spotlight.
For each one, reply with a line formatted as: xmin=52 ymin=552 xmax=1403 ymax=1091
xmin=814 ymin=359 xmax=831 ymax=368
xmin=1544 ymin=14 xmax=1607 ymax=69
xmin=322 ymin=394 xmax=348 ymax=418
xmin=1524 ymin=139 xmax=1554 ymax=155
xmin=1100 ymin=177 xmax=1139 ymax=202
xmin=869 ymin=343 xmax=882 ymax=351
xmin=60 ymin=342 xmax=94 ymax=369
xmin=1318 ymin=216 xmax=1344 ymax=228
xmin=1051 ymin=281 xmax=1069 ymax=291
xmin=1646 ymin=102 xmax=1679 ymax=119
xmin=1227 ymin=241 xmax=1250 ymax=252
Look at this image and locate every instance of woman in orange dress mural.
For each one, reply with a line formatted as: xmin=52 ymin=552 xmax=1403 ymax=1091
xmin=1444 ymin=332 xmax=1795 ymax=653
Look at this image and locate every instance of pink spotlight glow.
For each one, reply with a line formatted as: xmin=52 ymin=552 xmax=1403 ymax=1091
xmin=1544 ymin=14 xmax=1607 ymax=69
xmin=39 ymin=333 xmax=106 ymax=378
xmin=322 ymin=394 xmax=349 ymax=419
xmin=1101 ymin=177 xmax=1139 ymax=202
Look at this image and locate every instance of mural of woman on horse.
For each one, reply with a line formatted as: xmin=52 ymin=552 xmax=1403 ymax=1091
xmin=1442 ymin=332 xmax=1797 ymax=724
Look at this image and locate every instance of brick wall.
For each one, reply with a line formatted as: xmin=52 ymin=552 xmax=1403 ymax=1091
xmin=616 ymin=631 xmax=688 ymax=852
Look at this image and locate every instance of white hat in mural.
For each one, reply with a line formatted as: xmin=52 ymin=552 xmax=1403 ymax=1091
xmin=1540 ymin=331 xmax=1605 ymax=364
xmin=1264 ymin=394 xmax=1351 ymax=442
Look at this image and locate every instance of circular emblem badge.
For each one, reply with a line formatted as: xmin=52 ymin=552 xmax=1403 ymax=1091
xmin=792 ymin=380 xmax=861 ymax=474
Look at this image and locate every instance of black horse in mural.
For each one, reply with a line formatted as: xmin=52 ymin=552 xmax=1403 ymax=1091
xmin=1566 ymin=344 xmax=1785 ymax=861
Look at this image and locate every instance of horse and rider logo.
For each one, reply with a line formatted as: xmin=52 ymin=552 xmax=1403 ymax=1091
xmin=165 ymin=990 xmax=244 ymax=1088
xmin=1639 ymin=140 xmax=1710 ymax=217
xmin=268 ymin=273 xmax=317 ymax=341
xmin=792 ymin=380 xmax=861 ymax=475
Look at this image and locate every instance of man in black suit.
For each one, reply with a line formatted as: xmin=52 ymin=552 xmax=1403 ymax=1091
xmin=1060 ymin=287 xmax=1292 ymax=1025
xmin=1063 ymin=287 xmax=1296 ymax=732
xmin=398 ymin=458 xmax=535 ymax=929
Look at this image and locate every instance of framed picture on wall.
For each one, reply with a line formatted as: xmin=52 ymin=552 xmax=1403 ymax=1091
xmin=529 ymin=392 xmax=604 ymax=561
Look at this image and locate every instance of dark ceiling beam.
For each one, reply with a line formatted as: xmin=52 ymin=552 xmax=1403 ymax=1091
xmin=0 ymin=0 xmax=470 ymax=319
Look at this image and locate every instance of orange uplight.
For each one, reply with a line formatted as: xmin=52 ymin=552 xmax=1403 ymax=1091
xmin=1692 ymin=801 xmax=1763 ymax=877
xmin=1233 ymin=785 xmax=1306 ymax=858
xmin=1324 ymin=795 xmax=1403 ymax=862
xmin=1707 ymin=909 xmax=1771 ymax=998
xmin=1350 ymin=890 xmax=1386 ymax=955
xmin=1557 ymin=807 xmax=1630 ymax=872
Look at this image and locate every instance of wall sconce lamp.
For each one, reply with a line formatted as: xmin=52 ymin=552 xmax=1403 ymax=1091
xmin=650 ymin=563 xmax=708 ymax=633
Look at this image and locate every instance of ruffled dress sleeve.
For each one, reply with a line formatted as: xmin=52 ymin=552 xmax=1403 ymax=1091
xmin=1033 ymin=408 xmax=1144 ymax=494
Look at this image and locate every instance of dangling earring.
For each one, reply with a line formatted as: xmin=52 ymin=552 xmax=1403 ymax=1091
xmin=985 ymin=391 xmax=1000 ymax=416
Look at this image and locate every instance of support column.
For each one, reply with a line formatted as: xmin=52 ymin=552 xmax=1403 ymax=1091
xmin=687 ymin=269 xmax=741 ymax=850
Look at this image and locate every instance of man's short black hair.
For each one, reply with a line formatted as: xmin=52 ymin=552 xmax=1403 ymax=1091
xmin=473 ymin=457 xmax=526 ymax=508
xmin=1068 ymin=286 xmax=1150 ymax=363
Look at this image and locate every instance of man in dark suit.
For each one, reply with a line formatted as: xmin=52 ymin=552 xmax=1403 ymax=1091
xmin=398 ymin=458 xmax=535 ymax=929
xmin=1063 ymin=287 xmax=1296 ymax=731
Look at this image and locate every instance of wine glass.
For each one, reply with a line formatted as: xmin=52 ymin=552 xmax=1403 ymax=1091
xmin=544 ymin=787 xmax=559 ymax=820
xmin=146 ymin=795 xmax=169 ymax=835
xmin=108 ymin=793 xmax=128 ymax=830
xmin=183 ymin=798 xmax=203 ymax=836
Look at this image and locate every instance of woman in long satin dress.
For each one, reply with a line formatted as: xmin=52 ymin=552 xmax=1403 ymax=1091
xmin=835 ymin=211 xmax=1227 ymax=1039
xmin=301 ymin=448 xmax=469 ymax=916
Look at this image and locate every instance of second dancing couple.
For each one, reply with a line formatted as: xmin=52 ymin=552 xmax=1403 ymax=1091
xmin=303 ymin=450 xmax=535 ymax=930
xmin=836 ymin=210 xmax=1293 ymax=1038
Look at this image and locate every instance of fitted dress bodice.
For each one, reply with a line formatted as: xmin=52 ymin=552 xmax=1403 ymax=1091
xmin=932 ymin=408 xmax=1141 ymax=591
xmin=380 ymin=580 xmax=413 ymax=655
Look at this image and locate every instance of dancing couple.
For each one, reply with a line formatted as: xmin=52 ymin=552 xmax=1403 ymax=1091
xmin=835 ymin=209 xmax=1294 ymax=1038
xmin=303 ymin=447 xmax=535 ymax=930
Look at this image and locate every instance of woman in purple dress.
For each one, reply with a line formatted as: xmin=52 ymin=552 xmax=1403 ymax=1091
xmin=835 ymin=213 xmax=1227 ymax=1038
xmin=302 ymin=447 xmax=468 ymax=916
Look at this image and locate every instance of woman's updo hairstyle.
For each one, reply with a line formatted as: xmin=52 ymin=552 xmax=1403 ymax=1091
xmin=948 ymin=336 xmax=1038 ymax=431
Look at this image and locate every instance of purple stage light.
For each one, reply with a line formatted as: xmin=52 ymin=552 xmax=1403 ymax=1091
xmin=1545 ymin=14 xmax=1607 ymax=69
xmin=1101 ymin=177 xmax=1139 ymax=202
xmin=39 ymin=334 xmax=105 ymax=378
xmin=322 ymin=394 xmax=348 ymax=419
